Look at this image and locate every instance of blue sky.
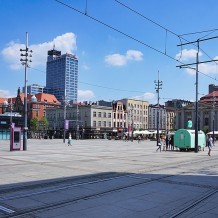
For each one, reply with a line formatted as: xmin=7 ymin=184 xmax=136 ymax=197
xmin=1 ymin=0 xmax=218 ymax=104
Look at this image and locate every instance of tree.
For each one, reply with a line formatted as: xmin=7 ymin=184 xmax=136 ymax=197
xmin=30 ymin=117 xmax=39 ymax=131
xmin=40 ymin=116 xmax=49 ymax=129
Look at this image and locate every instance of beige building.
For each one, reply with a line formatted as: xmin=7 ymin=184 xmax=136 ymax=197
xmin=166 ymin=106 xmax=176 ymax=131
xmin=121 ymin=98 xmax=149 ymax=130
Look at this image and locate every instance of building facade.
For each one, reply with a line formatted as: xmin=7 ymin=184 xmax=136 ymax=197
xmin=175 ymin=102 xmax=217 ymax=132
xmin=0 ymin=88 xmax=60 ymax=130
xmin=112 ymin=101 xmax=127 ymax=128
xmin=175 ymin=91 xmax=218 ymax=132
xmin=148 ymin=104 xmax=166 ymax=130
xmin=46 ymin=49 xmax=78 ymax=103
xmin=165 ymin=106 xmax=176 ymax=131
xmin=22 ymin=84 xmax=49 ymax=95
xmin=121 ymin=99 xmax=149 ymax=130
xmin=208 ymin=84 xmax=218 ymax=94
xmin=165 ymin=99 xmax=192 ymax=109
xmin=46 ymin=102 xmax=113 ymax=139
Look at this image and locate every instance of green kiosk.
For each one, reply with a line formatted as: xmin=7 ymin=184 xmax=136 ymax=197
xmin=174 ymin=129 xmax=206 ymax=151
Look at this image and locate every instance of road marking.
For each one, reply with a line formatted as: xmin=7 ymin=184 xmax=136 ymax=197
xmin=0 ymin=205 xmax=15 ymax=214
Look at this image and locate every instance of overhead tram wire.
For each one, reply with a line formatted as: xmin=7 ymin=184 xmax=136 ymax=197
xmin=78 ymin=81 xmax=146 ymax=94
xmin=113 ymin=0 xmax=218 ymax=66
xmin=54 ymin=0 xmax=181 ymax=63
xmin=28 ymin=66 xmax=146 ymax=94
xmin=54 ymin=0 xmax=218 ymax=82
xmin=179 ymin=28 xmax=218 ymax=37
xmin=53 ymin=0 xmax=189 ymax=64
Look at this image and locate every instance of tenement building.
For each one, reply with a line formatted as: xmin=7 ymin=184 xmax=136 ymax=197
xmin=46 ymin=102 xmax=112 ymax=139
xmin=121 ymin=99 xmax=149 ymax=131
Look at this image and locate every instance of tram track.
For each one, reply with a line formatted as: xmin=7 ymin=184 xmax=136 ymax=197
xmin=1 ymin=154 xmax=215 ymax=197
xmin=2 ymin=170 xmax=217 ymax=218
xmin=2 ymin=173 xmax=179 ymax=218
xmin=168 ymin=188 xmax=218 ymax=218
xmin=0 ymin=141 xmax=218 ymax=217
xmin=0 ymin=156 xmax=217 ymax=217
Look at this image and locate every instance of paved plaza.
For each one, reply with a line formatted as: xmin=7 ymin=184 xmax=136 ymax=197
xmin=0 ymin=138 xmax=218 ymax=217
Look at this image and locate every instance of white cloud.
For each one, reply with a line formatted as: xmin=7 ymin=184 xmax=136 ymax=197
xmin=184 ymin=55 xmax=218 ymax=76
xmin=175 ymin=49 xmax=202 ymax=62
xmin=0 ymin=89 xmax=15 ymax=98
xmin=176 ymin=50 xmax=218 ymax=76
xmin=81 ymin=63 xmax=90 ymax=70
xmin=132 ymin=92 xmax=155 ymax=102
xmin=126 ymin=50 xmax=143 ymax=61
xmin=1 ymin=32 xmax=77 ymax=70
xmin=105 ymin=50 xmax=143 ymax=66
xmin=105 ymin=54 xmax=127 ymax=66
xmin=78 ymin=90 xmax=95 ymax=101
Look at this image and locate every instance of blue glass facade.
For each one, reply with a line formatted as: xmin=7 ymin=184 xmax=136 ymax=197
xmin=23 ymin=84 xmax=50 ymax=95
xmin=46 ymin=50 xmax=78 ymax=103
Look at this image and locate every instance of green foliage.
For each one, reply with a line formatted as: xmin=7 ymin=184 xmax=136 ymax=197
xmin=40 ymin=116 xmax=48 ymax=129
xmin=30 ymin=117 xmax=39 ymax=130
xmin=202 ymin=127 xmax=209 ymax=134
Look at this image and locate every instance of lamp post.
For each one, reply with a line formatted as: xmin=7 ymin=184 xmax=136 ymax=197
xmin=63 ymin=90 xmax=69 ymax=143
xmin=131 ymin=105 xmax=134 ymax=142
xmin=9 ymin=98 xmax=13 ymax=124
xmin=20 ymin=32 xmax=32 ymax=151
xmin=154 ymin=71 xmax=162 ymax=146
xmin=127 ymin=106 xmax=134 ymax=141
xmin=212 ymin=92 xmax=215 ymax=143
xmin=76 ymin=104 xmax=79 ymax=140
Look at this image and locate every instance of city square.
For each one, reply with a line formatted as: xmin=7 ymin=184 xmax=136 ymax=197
xmin=0 ymin=138 xmax=218 ymax=217
xmin=1 ymin=1 xmax=218 ymax=217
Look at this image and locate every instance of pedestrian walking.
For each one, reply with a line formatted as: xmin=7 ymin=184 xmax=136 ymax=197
xmin=166 ymin=135 xmax=169 ymax=150
xmin=162 ymin=136 xmax=166 ymax=151
xmin=138 ymin=135 xmax=141 ymax=143
xmin=208 ymin=135 xmax=213 ymax=156
xmin=156 ymin=137 xmax=162 ymax=152
xmin=68 ymin=133 xmax=72 ymax=146
xmin=170 ymin=136 xmax=174 ymax=150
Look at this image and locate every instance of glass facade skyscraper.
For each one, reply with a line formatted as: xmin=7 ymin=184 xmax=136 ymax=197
xmin=23 ymin=84 xmax=50 ymax=95
xmin=46 ymin=49 xmax=78 ymax=103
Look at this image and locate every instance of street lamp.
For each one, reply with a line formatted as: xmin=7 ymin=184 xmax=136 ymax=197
xmin=128 ymin=105 xmax=134 ymax=142
xmin=9 ymin=98 xmax=13 ymax=124
xmin=212 ymin=92 xmax=216 ymax=143
xmin=63 ymin=92 xmax=69 ymax=143
xmin=76 ymin=104 xmax=79 ymax=140
xmin=20 ymin=32 xmax=33 ymax=151
xmin=154 ymin=71 xmax=162 ymax=146
xmin=131 ymin=105 xmax=134 ymax=142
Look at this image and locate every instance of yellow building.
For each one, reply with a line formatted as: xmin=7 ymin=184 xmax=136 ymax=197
xmin=121 ymin=98 xmax=149 ymax=130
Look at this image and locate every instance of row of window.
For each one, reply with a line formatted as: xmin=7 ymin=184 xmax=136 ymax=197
xmin=128 ymin=103 xmax=148 ymax=110
xmin=93 ymin=121 xmax=111 ymax=127
xmin=93 ymin=111 xmax=111 ymax=118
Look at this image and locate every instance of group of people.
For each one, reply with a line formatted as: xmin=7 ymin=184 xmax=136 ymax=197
xmin=156 ymin=134 xmax=214 ymax=155
xmin=156 ymin=135 xmax=174 ymax=152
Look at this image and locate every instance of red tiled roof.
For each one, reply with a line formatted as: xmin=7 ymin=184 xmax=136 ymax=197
xmin=1 ymin=93 xmax=61 ymax=105
xmin=200 ymin=91 xmax=218 ymax=99
xmin=200 ymin=91 xmax=218 ymax=103
xmin=0 ymin=98 xmax=5 ymax=104
xmin=34 ymin=93 xmax=60 ymax=104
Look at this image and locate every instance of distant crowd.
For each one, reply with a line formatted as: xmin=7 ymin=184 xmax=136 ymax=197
xmin=156 ymin=134 xmax=174 ymax=152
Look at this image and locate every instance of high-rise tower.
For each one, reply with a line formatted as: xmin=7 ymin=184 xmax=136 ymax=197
xmin=46 ymin=49 xmax=78 ymax=103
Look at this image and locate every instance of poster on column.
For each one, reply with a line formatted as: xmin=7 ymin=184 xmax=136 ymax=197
xmin=64 ymin=120 xmax=69 ymax=130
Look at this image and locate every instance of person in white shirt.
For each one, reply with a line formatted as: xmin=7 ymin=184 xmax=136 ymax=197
xmin=208 ymin=135 xmax=213 ymax=156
